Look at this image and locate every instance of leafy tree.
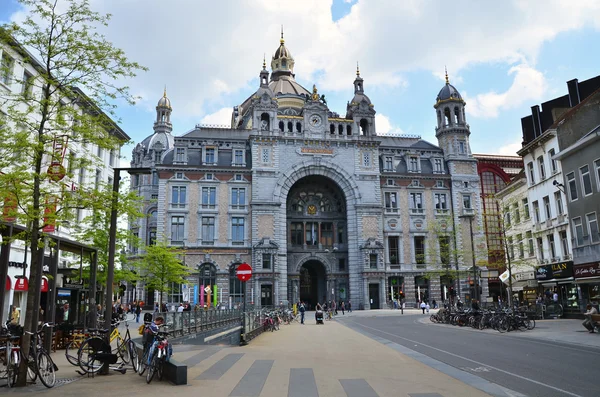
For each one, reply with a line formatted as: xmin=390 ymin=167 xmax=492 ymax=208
xmin=133 ymin=242 xmax=191 ymax=309
xmin=0 ymin=0 xmax=145 ymax=386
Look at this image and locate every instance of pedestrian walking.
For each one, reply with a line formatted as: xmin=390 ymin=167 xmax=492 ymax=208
xmin=420 ymin=301 xmax=426 ymax=314
xmin=299 ymin=301 xmax=306 ymax=324
xmin=341 ymin=301 xmax=345 ymax=315
xmin=154 ymin=302 xmax=159 ymax=313
xmin=333 ymin=300 xmax=338 ymax=315
xmin=432 ymin=299 xmax=437 ymax=309
xmin=348 ymin=300 xmax=352 ymax=313
xmin=135 ymin=302 xmax=142 ymax=323
xmin=425 ymin=302 xmax=430 ymax=313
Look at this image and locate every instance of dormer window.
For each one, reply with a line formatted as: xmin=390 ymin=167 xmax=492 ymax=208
xmin=282 ymin=59 xmax=287 ymax=68
xmin=175 ymin=172 xmax=184 ymax=179
xmin=175 ymin=148 xmax=186 ymax=162
xmin=434 ymin=158 xmax=443 ymax=173
xmin=384 ymin=156 xmax=393 ymax=171
xmin=205 ymin=173 xmax=214 ymax=180
xmin=409 ymin=156 xmax=419 ymax=172
xmin=204 ymin=147 xmax=216 ymax=164
xmin=233 ymin=149 xmax=244 ymax=166
xmin=234 ymin=174 xmax=243 ymax=181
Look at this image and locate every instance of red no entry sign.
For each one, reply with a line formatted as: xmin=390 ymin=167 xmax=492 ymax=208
xmin=236 ymin=263 xmax=252 ymax=282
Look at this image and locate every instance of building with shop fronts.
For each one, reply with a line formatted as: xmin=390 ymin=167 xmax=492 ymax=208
xmin=0 ymin=35 xmax=127 ymax=326
xmin=554 ymin=88 xmax=600 ymax=310
xmin=129 ymin=34 xmax=489 ymax=310
xmin=514 ymin=75 xmax=600 ymax=316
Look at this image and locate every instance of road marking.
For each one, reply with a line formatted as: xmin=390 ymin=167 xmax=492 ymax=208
xmin=462 ymin=366 xmax=491 ymax=373
xmin=350 ymin=320 xmax=584 ymax=397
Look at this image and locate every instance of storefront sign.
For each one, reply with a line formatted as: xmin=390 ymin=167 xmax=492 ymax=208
xmin=5 ymin=276 xmax=10 ymax=291
xmin=535 ymin=261 xmax=573 ymax=281
xmin=574 ymin=262 xmax=600 ymax=279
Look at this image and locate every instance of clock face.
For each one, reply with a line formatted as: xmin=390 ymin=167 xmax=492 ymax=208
xmin=310 ymin=114 xmax=322 ymax=128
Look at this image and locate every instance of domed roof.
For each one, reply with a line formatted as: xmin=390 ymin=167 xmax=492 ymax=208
xmin=157 ymin=87 xmax=172 ymax=109
xmin=436 ymin=83 xmax=462 ymax=102
xmin=274 ymin=41 xmax=292 ymax=59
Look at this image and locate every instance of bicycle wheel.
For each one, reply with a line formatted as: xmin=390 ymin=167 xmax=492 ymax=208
xmin=146 ymin=354 xmax=158 ymax=384
xmin=6 ymin=348 xmax=18 ymax=388
xmin=37 ymin=351 xmax=56 ymax=388
xmin=78 ymin=338 xmax=105 ymax=374
xmin=527 ymin=317 xmax=536 ymax=330
xmin=138 ymin=347 xmax=149 ymax=376
xmin=157 ymin=357 xmax=164 ymax=381
xmin=498 ymin=318 xmax=508 ymax=333
xmin=117 ymin=337 xmax=130 ymax=364
xmin=129 ymin=340 xmax=139 ymax=373
xmin=65 ymin=340 xmax=80 ymax=366
xmin=25 ymin=351 xmax=38 ymax=383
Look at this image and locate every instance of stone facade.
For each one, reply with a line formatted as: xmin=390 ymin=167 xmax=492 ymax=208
xmin=128 ymin=36 xmax=487 ymax=310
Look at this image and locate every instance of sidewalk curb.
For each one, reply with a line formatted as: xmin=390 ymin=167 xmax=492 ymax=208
xmin=338 ymin=319 xmax=527 ymax=397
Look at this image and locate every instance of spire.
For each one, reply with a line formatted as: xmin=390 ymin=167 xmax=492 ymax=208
xmin=263 ymin=53 xmax=266 ymax=70
xmin=356 ymin=61 xmax=360 ymax=77
xmin=445 ymin=66 xmax=449 ymax=85
xmin=163 ymin=85 xmax=167 ymax=97
xmin=280 ymin=25 xmax=284 ymax=44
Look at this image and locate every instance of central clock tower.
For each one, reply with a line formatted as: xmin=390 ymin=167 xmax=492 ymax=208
xmin=304 ymin=84 xmax=328 ymax=136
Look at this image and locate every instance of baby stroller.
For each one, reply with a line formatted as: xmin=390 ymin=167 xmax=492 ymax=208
xmin=315 ymin=310 xmax=324 ymax=325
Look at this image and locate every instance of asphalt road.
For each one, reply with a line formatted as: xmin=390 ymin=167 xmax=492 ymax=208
xmin=338 ymin=314 xmax=600 ymax=397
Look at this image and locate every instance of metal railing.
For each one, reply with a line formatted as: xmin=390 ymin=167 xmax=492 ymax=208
xmin=242 ymin=309 xmax=272 ymax=342
xmin=155 ymin=309 xmax=242 ymax=337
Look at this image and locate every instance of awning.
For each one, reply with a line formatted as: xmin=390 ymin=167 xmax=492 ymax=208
xmin=539 ymin=277 xmax=575 ymax=285
xmin=5 ymin=276 xmax=10 ymax=291
xmin=41 ymin=277 xmax=49 ymax=292
xmin=575 ymin=276 xmax=600 ymax=284
xmin=14 ymin=276 xmax=28 ymax=291
xmin=507 ymin=280 xmax=538 ymax=291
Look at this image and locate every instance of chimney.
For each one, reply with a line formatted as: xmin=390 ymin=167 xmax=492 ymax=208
xmin=531 ymin=105 xmax=542 ymax=137
xmin=567 ymin=79 xmax=580 ymax=107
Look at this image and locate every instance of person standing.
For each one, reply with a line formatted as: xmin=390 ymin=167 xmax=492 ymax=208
xmin=420 ymin=301 xmax=426 ymax=314
xmin=135 ymin=302 xmax=142 ymax=323
xmin=299 ymin=301 xmax=306 ymax=324
xmin=177 ymin=303 xmax=184 ymax=313
xmin=340 ymin=301 xmax=345 ymax=315
xmin=333 ymin=300 xmax=337 ymax=316
xmin=348 ymin=300 xmax=352 ymax=313
xmin=552 ymin=290 xmax=559 ymax=303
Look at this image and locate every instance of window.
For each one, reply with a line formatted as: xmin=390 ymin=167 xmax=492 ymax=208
xmin=290 ymin=222 xmax=303 ymax=245
xmin=527 ymin=162 xmax=535 ymax=185
xmin=109 ymin=150 xmax=116 ymax=167
xmin=538 ymin=156 xmax=546 ymax=180
xmin=201 ymin=217 xmax=215 ymax=244
xmin=560 ymin=230 xmax=569 ymax=257
xmin=573 ymin=217 xmax=584 ymax=247
xmin=171 ymin=216 xmax=185 ymax=244
xmin=439 ymin=236 xmax=450 ymax=265
xmin=262 ymin=253 xmax=272 ymax=270
xmin=201 ymin=187 xmax=216 ymax=208
xmin=175 ymin=172 xmax=183 ymax=179
xmin=595 ymin=159 xmax=600 ymax=192
xmin=205 ymin=148 xmax=215 ymax=164
xmin=369 ymin=254 xmax=378 ymax=269
xmin=434 ymin=158 xmax=443 ymax=173
xmin=320 ymin=222 xmax=333 ymax=247
xmin=21 ymin=70 xmax=33 ymax=97
xmin=171 ymin=186 xmax=186 ymax=207
xmin=523 ymin=198 xmax=530 ymax=219
xmin=95 ymin=169 xmax=102 ymax=190
xmin=533 ymin=201 xmax=540 ymax=223
xmin=548 ymin=149 xmax=557 ymax=174
xmin=234 ymin=174 xmax=243 ymax=181
xmin=234 ymin=149 xmax=244 ymax=165
xmin=567 ymin=172 xmax=578 ymax=201
xmin=548 ymin=234 xmax=556 ymax=258
xmin=229 ymin=264 xmax=243 ymax=305
xmin=337 ymin=223 xmax=345 ymax=244
xmin=78 ymin=167 xmax=86 ymax=185
xmin=338 ymin=258 xmax=346 ymax=271
xmin=543 ymin=196 xmax=551 ymax=220
xmin=384 ymin=156 xmax=393 ymax=171
xmin=231 ymin=217 xmax=245 ymax=244
xmin=580 ymin=165 xmax=593 ymax=196
xmin=508 ymin=237 xmax=514 ymax=260
xmin=1 ymin=52 xmax=13 ymax=85
xmin=537 ymin=237 xmax=544 ymax=261
xmin=363 ymin=152 xmax=371 ymax=167
xmin=434 ymin=193 xmax=447 ymax=212
xmin=517 ymin=234 xmax=524 ymax=258
xmin=175 ymin=148 xmax=186 ymax=162
xmin=386 ymin=179 xmax=395 ymax=186
xmin=384 ymin=192 xmax=398 ymax=213
xmin=554 ymin=192 xmax=563 ymax=216
xmin=414 ymin=236 xmax=425 ymax=264
xmin=409 ymin=193 xmax=423 ymax=213
xmin=462 ymin=194 xmax=472 ymax=209
xmin=97 ymin=146 xmax=103 ymax=159
xmin=513 ymin=203 xmax=521 ymax=223
xmin=504 ymin=208 xmax=511 ymax=227
xmin=388 ymin=236 xmax=400 ymax=265
xmin=205 ymin=173 xmax=214 ymax=180
xmin=458 ymin=141 xmax=465 ymax=154
xmin=587 ymin=212 xmax=599 ymax=244
xmin=199 ymin=264 xmax=216 ymax=294
xmin=527 ymin=231 xmax=534 ymax=256
xmin=305 ymin=222 xmax=318 ymax=246
xmin=409 ymin=156 xmax=418 ymax=172
xmin=152 ymin=171 xmax=159 ymax=185
xmin=155 ymin=150 xmax=162 ymax=163
xmin=231 ymin=187 xmax=246 ymax=209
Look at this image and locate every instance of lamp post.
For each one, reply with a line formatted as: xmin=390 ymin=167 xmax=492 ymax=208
xmin=459 ymin=213 xmax=478 ymax=303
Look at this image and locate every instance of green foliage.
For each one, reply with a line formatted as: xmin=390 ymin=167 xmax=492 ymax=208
xmin=133 ymin=242 xmax=191 ymax=307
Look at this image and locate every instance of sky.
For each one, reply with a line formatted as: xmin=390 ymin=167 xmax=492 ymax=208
xmin=2 ymin=0 xmax=600 ymax=162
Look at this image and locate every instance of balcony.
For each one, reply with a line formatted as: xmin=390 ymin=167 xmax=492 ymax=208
xmin=410 ymin=208 xmax=424 ymax=215
xmin=461 ymin=208 xmax=474 ymax=216
xmin=557 ymin=214 xmax=566 ymax=223
xmin=435 ymin=209 xmax=449 ymax=215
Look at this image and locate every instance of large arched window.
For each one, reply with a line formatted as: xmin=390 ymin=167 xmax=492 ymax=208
xmin=198 ymin=263 xmax=216 ymax=306
xmin=229 ymin=263 xmax=243 ymax=306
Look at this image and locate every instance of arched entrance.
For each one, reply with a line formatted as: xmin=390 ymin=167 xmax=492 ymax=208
xmin=299 ymin=261 xmax=326 ymax=309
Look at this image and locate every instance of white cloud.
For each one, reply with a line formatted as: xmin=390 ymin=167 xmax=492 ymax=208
xmin=497 ymin=142 xmax=522 ymax=156
xmin=376 ymin=113 xmax=404 ymax=135
xmin=465 ymin=64 xmax=547 ymax=118
xmin=200 ymin=107 xmax=233 ymax=127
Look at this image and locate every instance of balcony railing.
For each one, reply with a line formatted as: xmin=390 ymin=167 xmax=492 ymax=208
xmin=157 ymin=309 xmax=241 ymax=338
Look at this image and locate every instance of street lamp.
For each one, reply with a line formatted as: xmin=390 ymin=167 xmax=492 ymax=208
xmin=459 ymin=213 xmax=478 ymax=303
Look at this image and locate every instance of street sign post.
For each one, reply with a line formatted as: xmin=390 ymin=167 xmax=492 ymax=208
xmin=237 ymin=263 xmax=252 ymax=345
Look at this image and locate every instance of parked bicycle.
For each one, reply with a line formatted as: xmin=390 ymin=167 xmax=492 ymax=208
xmin=145 ymin=330 xmax=171 ymax=384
